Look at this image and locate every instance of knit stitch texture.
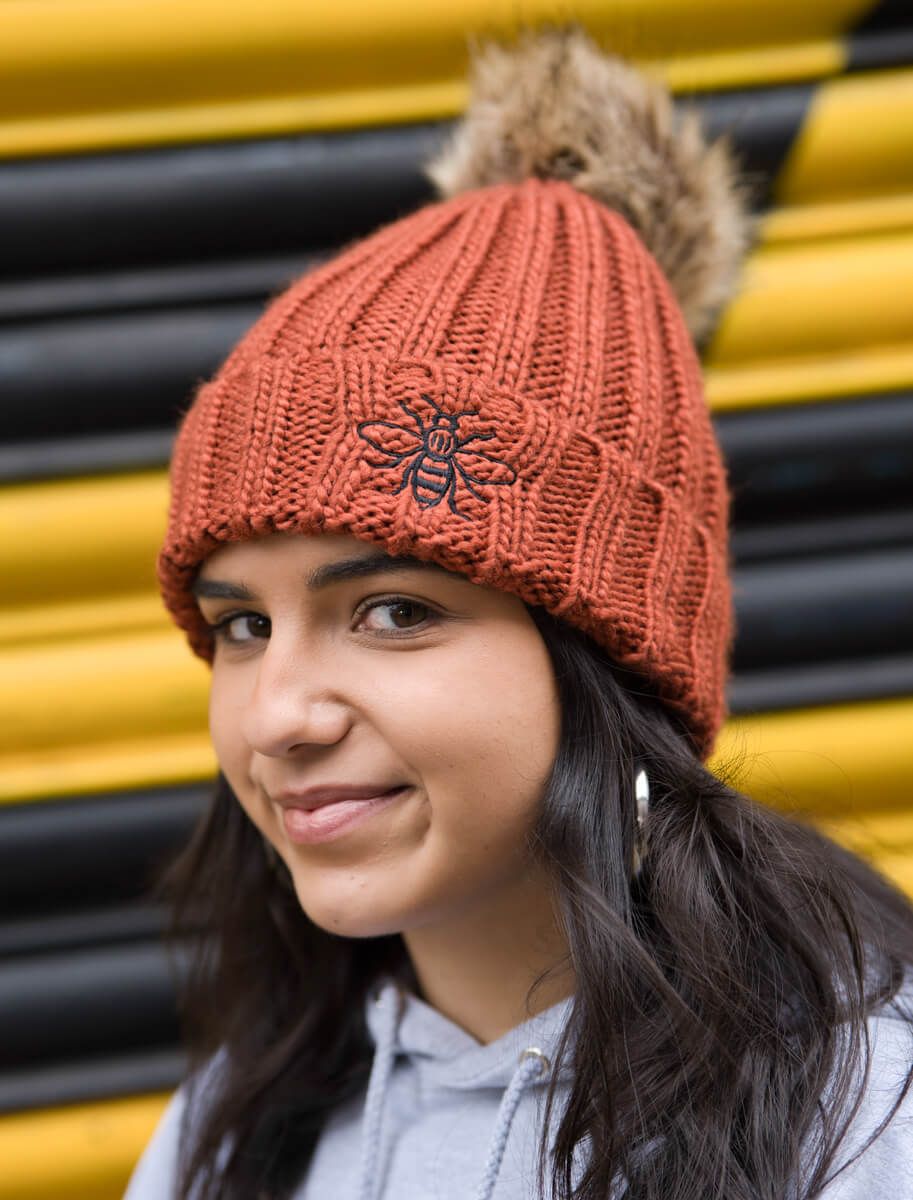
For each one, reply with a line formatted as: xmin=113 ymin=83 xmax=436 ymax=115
xmin=158 ymin=179 xmax=732 ymax=757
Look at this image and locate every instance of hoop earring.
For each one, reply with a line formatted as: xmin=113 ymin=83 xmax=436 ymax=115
xmin=632 ymin=768 xmax=650 ymax=878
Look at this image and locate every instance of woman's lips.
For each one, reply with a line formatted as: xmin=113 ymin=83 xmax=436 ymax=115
xmin=278 ymin=786 xmax=409 ymax=844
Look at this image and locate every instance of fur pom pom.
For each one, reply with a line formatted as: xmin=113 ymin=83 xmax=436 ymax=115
xmin=427 ymin=27 xmax=752 ymax=344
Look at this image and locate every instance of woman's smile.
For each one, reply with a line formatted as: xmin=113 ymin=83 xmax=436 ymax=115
xmin=273 ymin=784 xmax=414 ymax=845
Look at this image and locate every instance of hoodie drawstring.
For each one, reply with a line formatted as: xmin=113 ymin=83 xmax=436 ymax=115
xmin=356 ymin=985 xmax=401 ymax=1200
xmin=358 ymin=985 xmax=552 ymax=1200
xmin=473 ymin=1048 xmax=550 ymax=1200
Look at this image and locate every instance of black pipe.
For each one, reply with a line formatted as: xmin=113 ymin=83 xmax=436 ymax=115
xmin=0 ymin=125 xmax=444 ymax=278
xmin=0 ymin=305 xmax=259 ymax=438
xmin=0 ymin=252 xmax=316 ymax=324
xmin=0 ymin=940 xmax=191 ymax=1067
xmin=849 ymin=1 xmax=913 ymax=70
xmin=729 ymin=508 xmax=913 ymax=565
xmin=848 ymin=28 xmax=913 ymax=70
xmin=0 ymin=786 xmax=206 ymax=914
xmin=0 ymin=904 xmax=170 ymax=957
xmin=715 ymin=391 xmax=913 ymax=523
xmin=0 ymin=427 xmax=175 ymax=482
xmin=0 ymin=79 xmax=861 ymax=282
xmin=0 ymin=1047 xmax=185 ymax=1115
xmin=728 ymin=652 xmax=913 ymax=714
xmin=731 ymin=546 xmax=913 ymax=671
xmin=690 ymin=83 xmax=812 ymax=202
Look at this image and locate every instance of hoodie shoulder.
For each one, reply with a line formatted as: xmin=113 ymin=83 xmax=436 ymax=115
xmin=122 ymin=1050 xmax=229 ymax=1200
xmin=815 ymin=994 xmax=913 ymax=1199
xmin=122 ymin=1086 xmax=186 ymax=1200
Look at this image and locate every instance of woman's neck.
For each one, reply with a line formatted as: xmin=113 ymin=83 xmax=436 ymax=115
xmin=401 ymin=860 xmax=574 ymax=1044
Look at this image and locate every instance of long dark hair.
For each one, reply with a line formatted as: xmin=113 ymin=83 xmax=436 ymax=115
xmin=165 ymin=610 xmax=913 ymax=1200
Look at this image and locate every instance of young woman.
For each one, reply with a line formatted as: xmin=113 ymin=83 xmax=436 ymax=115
xmin=126 ymin=29 xmax=913 ymax=1200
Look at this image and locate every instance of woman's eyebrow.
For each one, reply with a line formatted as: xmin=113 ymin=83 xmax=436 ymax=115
xmin=191 ymin=579 xmax=256 ymax=601
xmin=304 ymin=554 xmax=457 ymax=590
xmin=191 ymin=556 xmax=456 ymax=600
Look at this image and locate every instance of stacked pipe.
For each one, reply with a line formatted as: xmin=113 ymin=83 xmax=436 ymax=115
xmin=1 ymin=2 xmax=911 ymax=1196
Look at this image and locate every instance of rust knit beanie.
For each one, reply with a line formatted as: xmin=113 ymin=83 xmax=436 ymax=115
xmin=157 ymin=30 xmax=751 ymax=759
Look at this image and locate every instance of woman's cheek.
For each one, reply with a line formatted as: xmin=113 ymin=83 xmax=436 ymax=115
xmin=208 ymin=672 xmax=251 ymax=788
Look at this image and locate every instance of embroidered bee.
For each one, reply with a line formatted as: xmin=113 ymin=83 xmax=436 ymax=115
xmin=357 ymin=394 xmax=517 ymax=520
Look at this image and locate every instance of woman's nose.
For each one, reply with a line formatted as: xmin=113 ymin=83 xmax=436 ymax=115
xmin=239 ymin=639 xmax=353 ymax=757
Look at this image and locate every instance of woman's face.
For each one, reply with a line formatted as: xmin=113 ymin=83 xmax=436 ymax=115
xmin=195 ymin=533 xmax=561 ymax=940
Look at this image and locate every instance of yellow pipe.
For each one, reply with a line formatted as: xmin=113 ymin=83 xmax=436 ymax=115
xmin=718 ymin=699 xmax=913 ymax=897
xmin=0 ymin=471 xmax=167 ymax=609
xmin=0 ymin=731 xmax=217 ymax=805
xmin=708 ymin=231 xmax=913 ymax=365
xmin=818 ymin=809 xmax=913 ymax=866
xmin=659 ymin=41 xmax=843 ymax=95
xmin=0 ymin=47 xmax=850 ymax=161
xmin=711 ymin=698 xmax=913 ymax=819
xmin=704 ymin=344 xmax=913 ymax=411
xmin=704 ymin=230 xmax=913 ymax=408
xmin=776 ymin=69 xmax=913 ymax=207
xmin=0 ymin=592 xmax=168 ymax=648
xmin=0 ymin=81 xmax=467 ymax=161
xmin=762 ymin=194 xmax=913 ymax=245
xmin=0 ymin=1094 xmax=169 ymax=1200
xmin=1 ymin=628 xmax=210 ymax=753
xmin=854 ymin=852 xmax=913 ymax=900
xmin=820 ymin=833 xmax=913 ymax=900
xmin=0 ymin=0 xmax=871 ymax=158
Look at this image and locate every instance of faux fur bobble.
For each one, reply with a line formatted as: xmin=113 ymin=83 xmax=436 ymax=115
xmin=427 ymin=28 xmax=752 ymax=345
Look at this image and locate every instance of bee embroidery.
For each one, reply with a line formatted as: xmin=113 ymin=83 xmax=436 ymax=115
xmin=357 ymin=394 xmax=517 ymax=520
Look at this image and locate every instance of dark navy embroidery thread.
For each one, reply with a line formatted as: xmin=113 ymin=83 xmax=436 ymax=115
xmin=357 ymin=394 xmax=517 ymax=520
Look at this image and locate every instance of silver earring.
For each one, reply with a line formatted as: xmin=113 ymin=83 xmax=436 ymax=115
xmin=632 ymin=768 xmax=649 ymax=878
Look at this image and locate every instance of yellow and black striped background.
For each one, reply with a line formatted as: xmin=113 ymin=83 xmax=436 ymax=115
xmin=1 ymin=2 xmax=912 ymax=1195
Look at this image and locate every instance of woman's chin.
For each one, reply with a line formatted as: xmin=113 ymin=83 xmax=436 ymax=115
xmin=289 ymin=881 xmax=406 ymax=941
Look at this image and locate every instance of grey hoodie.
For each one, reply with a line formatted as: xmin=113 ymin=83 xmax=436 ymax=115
xmin=124 ymin=982 xmax=913 ymax=1199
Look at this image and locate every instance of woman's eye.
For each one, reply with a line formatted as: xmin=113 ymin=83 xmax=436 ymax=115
xmin=211 ymin=613 xmax=271 ymax=644
xmin=357 ymin=598 xmax=433 ymax=634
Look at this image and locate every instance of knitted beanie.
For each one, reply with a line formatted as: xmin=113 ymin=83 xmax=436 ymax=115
xmin=158 ymin=29 xmax=750 ymax=759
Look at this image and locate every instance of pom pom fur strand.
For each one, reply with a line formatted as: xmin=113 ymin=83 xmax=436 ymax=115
xmin=427 ymin=27 xmax=753 ymax=345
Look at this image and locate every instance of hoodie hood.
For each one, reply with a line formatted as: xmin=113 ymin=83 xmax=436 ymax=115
xmin=354 ymin=980 xmax=577 ymax=1200
xmin=366 ymin=980 xmax=576 ymax=1089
